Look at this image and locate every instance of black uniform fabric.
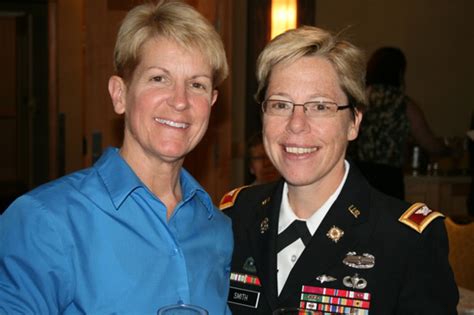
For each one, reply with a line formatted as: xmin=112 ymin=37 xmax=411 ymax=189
xmin=223 ymin=165 xmax=458 ymax=314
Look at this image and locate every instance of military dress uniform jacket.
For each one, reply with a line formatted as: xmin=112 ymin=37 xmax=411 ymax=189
xmin=221 ymin=165 xmax=458 ymax=315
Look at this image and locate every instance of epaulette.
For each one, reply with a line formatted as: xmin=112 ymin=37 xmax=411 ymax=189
xmin=219 ymin=186 xmax=250 ymax=210
xmin=398 ymin=202 xmax=444 ymax=233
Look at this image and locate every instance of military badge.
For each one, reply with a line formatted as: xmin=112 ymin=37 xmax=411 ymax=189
xmin=348 ymin=204 xmax=361 ymax=218
xmin=399 ymin=202 xmax=444 ymax=233
xmin=243 ymin=256 xmax=257 ymax=273
xmin=261 ymin=197 xmax=270 ymax=206
xmin=260 ymin=217 xmax=269 ymax=234
xmin=326 ymin=225 xmax=344 ymax=243
xmin=343 ymin=273 xmax=368 ymax=289
xmin=316 ymin=274 xmax=337 ymax=284
xmin=343 ymin=252 xmax=375 ymax=269
xmin=300 ymin=285 xmax=371 ymax=314
xmin=219 ymin=186 xmax=249 ymax=210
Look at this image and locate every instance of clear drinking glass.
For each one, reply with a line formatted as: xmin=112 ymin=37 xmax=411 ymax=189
xmin=272 ymin=308 xmax=319 ymax=315
xmin=157 ymin=304 xmax=208 ymax=315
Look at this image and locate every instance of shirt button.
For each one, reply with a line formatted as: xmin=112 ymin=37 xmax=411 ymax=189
xmin=171 ymin=248 xmax=179 ymax=255
xmin=291 ymin=254 xmax=297 ymax=262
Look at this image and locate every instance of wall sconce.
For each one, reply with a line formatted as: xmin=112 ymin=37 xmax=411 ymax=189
xmin=271 ymin=0 xmax=297 ymax=39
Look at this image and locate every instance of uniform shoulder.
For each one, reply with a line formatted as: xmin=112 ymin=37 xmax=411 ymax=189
xmin=219 ymin=182 xmax=280 ymax=211
xmin=398 ymin=202 xmax=444 ymax=233
xmin=219 ymin=185 xmax=252 ymax=210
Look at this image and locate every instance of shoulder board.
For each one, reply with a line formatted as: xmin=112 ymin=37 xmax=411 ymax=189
xmin=398 ymin=202 xmax=444 ymax=233
xmin=219 ymin=186 xmax=250 ymax=210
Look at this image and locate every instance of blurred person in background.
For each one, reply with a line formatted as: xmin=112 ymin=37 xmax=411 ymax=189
xmin=247 ymin=132 xmax=281 ymax=185
xmin=354 ymin=46 xmax=450 ymax=199
xmin=0 ymin=1 xmax=232 ymax=314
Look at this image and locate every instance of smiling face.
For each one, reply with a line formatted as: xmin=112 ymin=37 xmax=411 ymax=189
xmin=109 ymin=36 xmax=217 ymax=167
xmin=262 ymin=56 xmax=361 ymax=191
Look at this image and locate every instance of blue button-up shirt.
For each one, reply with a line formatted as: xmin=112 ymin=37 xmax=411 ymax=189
xmin=0 ymin=148 xmax=233 ymax=314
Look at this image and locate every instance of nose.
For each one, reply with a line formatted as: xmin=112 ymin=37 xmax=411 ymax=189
xmin=168 ymin=82 xmax=189 ymax=111
xmin=286 ymin=105 xmax=309 ymax=134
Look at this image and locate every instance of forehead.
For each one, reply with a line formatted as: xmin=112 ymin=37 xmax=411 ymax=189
xmin=267 ymin=56 xmax=346 ymax=101
xmin=136 ymin=36 xmax=212 ymax=73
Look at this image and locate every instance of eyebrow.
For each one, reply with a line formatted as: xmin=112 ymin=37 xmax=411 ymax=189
xmin=144 ymin=66 xmax=212 ymax=81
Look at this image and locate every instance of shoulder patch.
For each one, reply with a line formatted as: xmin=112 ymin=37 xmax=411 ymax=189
xmin=398 ymin=202 xmax=444 ymax=233
xmin=219 ymin=186 xmax=250 ymax=210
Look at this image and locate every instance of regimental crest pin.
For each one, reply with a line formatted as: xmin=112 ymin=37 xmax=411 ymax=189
xmin=243 ymin=256 xmax=257 ymax=273
xmin=260 ymin=217 xmax=269 ymax=234
xmin=326 ymin=225 xmax=344 ymax=243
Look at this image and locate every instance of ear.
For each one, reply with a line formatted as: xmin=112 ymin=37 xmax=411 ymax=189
xmin=210 ymin=89 xmax=218 ymax=107
xmin=108 ymin=75 xmax=127 ymax=114
xmin=347 ymin=109 xmax=363 ymax=141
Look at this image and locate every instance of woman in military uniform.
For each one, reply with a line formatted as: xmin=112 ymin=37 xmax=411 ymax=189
xmin=221 ymin=26 xmax=458 ymax=314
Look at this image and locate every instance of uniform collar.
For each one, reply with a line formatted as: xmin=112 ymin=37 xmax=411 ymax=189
xmin=278 ymin=160 xmax=351 ymax=235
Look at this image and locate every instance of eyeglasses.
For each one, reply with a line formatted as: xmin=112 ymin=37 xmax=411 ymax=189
xmin=261 ymin=99 xmax=352 ymax=118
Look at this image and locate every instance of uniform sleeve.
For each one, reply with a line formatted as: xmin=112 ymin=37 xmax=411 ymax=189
xmin=397 ymin=218 xmax=459 ymax=314
xmin=0 ymin=195 xmax=72 ymax=314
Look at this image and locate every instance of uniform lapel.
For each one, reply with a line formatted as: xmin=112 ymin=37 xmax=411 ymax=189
xmin=279 ymin=165 xmax=373 ymax=303
xmin=245 ymin=181 xmax=284 ymax=311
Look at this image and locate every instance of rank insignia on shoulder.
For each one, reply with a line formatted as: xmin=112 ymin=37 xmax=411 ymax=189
xmin=219 ymin=186 xmax=249 ymax=210
xmin=399 ymin=202 xmax=444 ymax=233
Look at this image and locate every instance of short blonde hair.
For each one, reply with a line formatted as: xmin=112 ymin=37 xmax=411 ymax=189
xmin=256 ymin=26 xmax=366 ymax=110
xmin=113 ymin=0 xmax=228 ymax=87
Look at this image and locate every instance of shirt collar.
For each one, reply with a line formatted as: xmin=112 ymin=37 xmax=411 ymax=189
xmin=179 ymin=167 xmax=215 ymax=218
xmin=278 ymin=160 xmax=350 ymax=235
xmin=95 ymin=147 xmax=143 ymax=209
xmin=95 ymin=147 xmax=214 ymax=216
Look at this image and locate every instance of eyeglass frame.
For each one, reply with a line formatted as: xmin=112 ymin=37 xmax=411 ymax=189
xmin=260 ymin=99 xmax=353 ymax=118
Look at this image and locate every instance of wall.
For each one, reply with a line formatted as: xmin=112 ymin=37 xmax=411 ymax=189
xmin=57 ymin=0 xmax=83 ymax=173
xmin=315 ymin=0 xmax=474 ymax=138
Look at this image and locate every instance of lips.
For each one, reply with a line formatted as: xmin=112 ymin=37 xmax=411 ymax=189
xmin=154 ymin=117 xmax=189 ymax=129
xmin=284 ymin=146 xmax=318 ymax=154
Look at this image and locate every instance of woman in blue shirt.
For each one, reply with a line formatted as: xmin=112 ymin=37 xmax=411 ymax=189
xmin=0 ymin=1 xmax=232 ymax=314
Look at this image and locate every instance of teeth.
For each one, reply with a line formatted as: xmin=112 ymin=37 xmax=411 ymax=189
xmin=285 ymin=146 xmax=317 ymax=154
xmin=154 ymin=118 xmax=189 ymax=129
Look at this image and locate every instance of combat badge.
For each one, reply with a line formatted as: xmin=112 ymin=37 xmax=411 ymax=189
xmin=343 ymin=252 xmax=375 ymax=269
xmin=326 ymin=225 xmax=344 ymax=243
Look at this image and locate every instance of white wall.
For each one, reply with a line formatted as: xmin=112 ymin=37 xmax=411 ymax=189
xmin=315 ymin=0 xmax=474 ymax=137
